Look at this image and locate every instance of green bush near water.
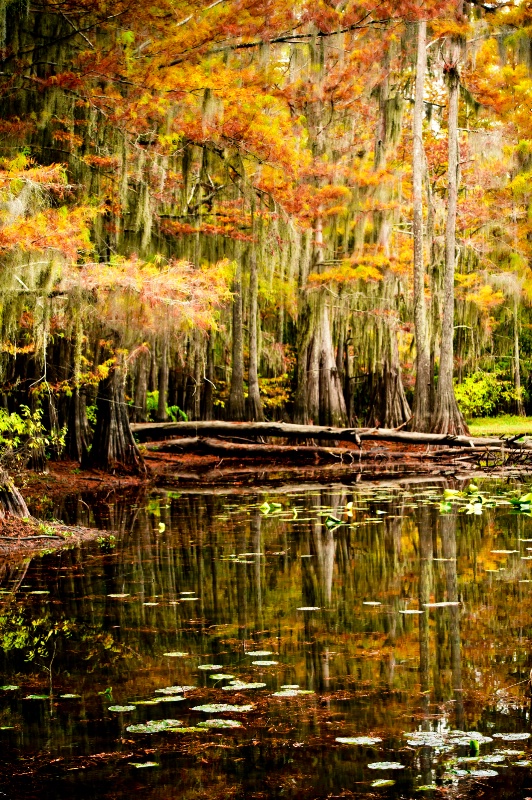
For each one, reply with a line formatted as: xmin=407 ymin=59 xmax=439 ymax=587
xmin=454 ymin=371 xmax=523 ymax=419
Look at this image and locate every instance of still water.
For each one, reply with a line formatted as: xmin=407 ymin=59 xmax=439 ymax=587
xmin=2 ymin=478 xmax=532 ymax=798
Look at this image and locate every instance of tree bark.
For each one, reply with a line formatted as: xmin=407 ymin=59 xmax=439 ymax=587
xmin=228 ymin=261 xmax=246 ymax=420
xmin=156 ymin=337 xmax=169 ymax=422
xmin=366 ymin=320 xmax=411 ymax=429
xmin=247 ymin=247 xmax=264 ymax=421
xmin=87 ymin=357 xmax=146 ymax=474
xmin=411 ymin=18 xmax=432 ymax=432
xmin=431 ymin=44 xmax=468 ymax=436
xmin=0 ymin=468 xmax=30 ymax=518
xmin=514 ymin=295 xmax=525 ymax=416
xmin=131 ymin=418 xmax=516 ymax=448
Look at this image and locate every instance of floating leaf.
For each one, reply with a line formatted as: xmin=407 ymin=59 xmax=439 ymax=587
xmin=371 ymin=779 xmax=395 ymax=787
xmin=60 ymin=693 xmax=80 ymax=699
xmin=108 ymin=705 xmax=136 ymax=712
xmin=297 ymin=607 xmax=320 ymax=611
xmin=129 ymin=762 xmax=159 ymax=768
xmin=0 ymin=686 xmax=18 ymax=691
xmin=513 ymin=760 xmax=532 ymax=766
xmin=197 ymin=719 xmax=243 ymax=729
xmin=468 ymin=769 xmax=498 ymax=777
xmin=108 ymin=593 xmax=130 ymax=598
xmin=223 ymin=682 xmax=266 ymax=690
xmin=417 ymin=786 xmax=439 ymax=791
xmin=336 ymin=736 xmax=382 ymax=745
xmin=24 ymin=695 xmax=49 ymax=700
xmin=246 ymin=651 xmax=273 ymax=657
xmin=493 ymin=732 xmax=530 ymax=741
xmin=209 ymin=674 xmax=235 ymax=681
xmin=363 ymin=601 xmax=381 ymax=606
xmin=399 ymin=609 xmax=424 ymax=615
xmin=252 ymin=660 xmax=278 ymax=666
xmin=272 ymin=689 xmax=314 ymax=697
xmin=163 ymin=652 xmax=188 ymax=657
xmin=192 ymin=704 xmax=254 ymax=713
xmin=423 ymin=602 xmax=460 ymax=608
xmin=126 ymin=719 xmax=183 ymax=734
xmin=197 ymin=664 xmax=223 ymax=670
xmin=155 ymin=685 xmax=194 ymax=695
xmin=325 ymin=516 xmax=343 ymax=529
xmin=368 ymin=762 xmax=405 ymax=770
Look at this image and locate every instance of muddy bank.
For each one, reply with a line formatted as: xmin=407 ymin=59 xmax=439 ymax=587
xmin=0 ymin=513 xmax=116 ymax=560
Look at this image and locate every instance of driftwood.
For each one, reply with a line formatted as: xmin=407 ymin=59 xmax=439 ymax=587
xmin=132 ymin=420 xmax=532 ymax=450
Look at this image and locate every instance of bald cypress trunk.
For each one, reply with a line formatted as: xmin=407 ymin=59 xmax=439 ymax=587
xmin=87 ymin=357 xmax=146 ymax=474
xmin=432 ymin=44 xmax=468 ymax=436
xmin=0 ymin=468 xmax=30 ymax=518
xmin=411 ymin=18 xmax=432 ymax=432
xmin=247 ymin=248 xmax=264 ymax=421
xmin=228 ymin=262 xmax=246 ymax=420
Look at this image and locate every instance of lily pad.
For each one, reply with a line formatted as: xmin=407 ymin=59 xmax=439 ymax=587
xmin=336 ymin=736 xmax=382 ymax=745
xmin=129 ymin=762 xmax=159 ymax=768
xmin=126 ymin=718 xmax=183 ymax=733
xmin=197 ymin=719 xmax=243 ymax=729
xmin=108 ymin=705 xmax=136 ymax=712
xmin=252 ymin=660 xmax=278 ymax=666
xmin=246 ymin=651 xmax=273 ymax=657
xmin=417 ymin=786 xmax=439 ymax=791
xmin=24 ymin=694 xmax=49 ymax=700
xmin=399 ymin=609 xmax=424 ymax=615
xmin=281 ymin=684 xmax=299 ymax=689
xmin=363 ymin=601 xmax=382 ymax=606
xmin=0 ymin=686 xmax=18 ymax=691
xmin=209 ymin=674 xmax=235 ymax=680
xmin=468 ymin=769 xmax=498 ymax=777
xmin=163 ymin=652 xmax=188 ymax=657
xmin=272 ymin=689 xmax=314 ymax=697
xmin=60 ymin=693 xmax=80 ymax=699
xmin=223 ymin=682 xmax=266 ymax=690
xmin=371 ymin=779 xmax=395 ymax=787
xmin=297 ymin=607 xmax=320 ymax=611
xmin=368 ymin=762 xmax=405 ymax=770
xmin=154 ymin=685 xmax=195 ymax=694
xmin=493 ymin=732 xmax=530 ymax=741
xmin=108 ymin=593 xmax=130 ymax=598
xmin=513 ymin=760 xmax=532 ymax=766
xmin=197 ymin=664 xmax=223 ymax=670
xmin=192 ymin=704 xmax=254 ymax=713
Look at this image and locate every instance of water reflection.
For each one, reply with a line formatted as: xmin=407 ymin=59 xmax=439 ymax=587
xmin=0 ymin=481 xmax=532 ymax=798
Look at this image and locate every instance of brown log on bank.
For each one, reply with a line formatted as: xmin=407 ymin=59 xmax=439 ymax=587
xmin=146 ymin=438 xmax=476 ymax=461
xmin=131 ymin=420 xmax=532 ymax=450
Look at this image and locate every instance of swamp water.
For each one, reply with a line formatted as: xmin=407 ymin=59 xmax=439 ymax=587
xmin=1 ymin=479 xmax=532 ymax=798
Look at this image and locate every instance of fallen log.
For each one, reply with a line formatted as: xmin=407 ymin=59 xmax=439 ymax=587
xmin=131 ymin=420 xmax=532 ymax=449
xmin=145 ymin=438 xmax=475 ymax=462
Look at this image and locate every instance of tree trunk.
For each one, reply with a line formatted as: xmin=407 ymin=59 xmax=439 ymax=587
xmin=431 ymin=47 xmax=468 ymax=436
xmin=203 ymin=332 xmax=215 ymax=420
xmin=131 ymin=347 xmax=149 ymax=423
xmin=514 ymin=295 xmax=525 ymax=416
xmin=156 ymin=337 xmax=169 ymax=422
xmin=65 ymin=387 xmax=91 ymax=463
xmin=411 ymin=18 xmax=432 ymax=432
xmin=366 ymin=322 xmax=411 ymax=429
xmin=228 ymin=261 xmax=246 ymax=420
xmin=87 ymin=357 xmax=146 ymax=474
xmin=0 ymin=468 xmax=30 ymax=518
xmin=247 ymin=248 xmax=264 ymax=421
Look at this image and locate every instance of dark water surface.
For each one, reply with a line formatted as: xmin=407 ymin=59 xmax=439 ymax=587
xmin=2 ymin=479 xmax=532 ymax=798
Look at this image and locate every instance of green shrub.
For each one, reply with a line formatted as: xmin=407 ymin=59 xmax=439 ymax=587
xmin=146 ymin=391 xmax=187 ymax=422
xmin=454 ymin=371 xmax=524 ymax=418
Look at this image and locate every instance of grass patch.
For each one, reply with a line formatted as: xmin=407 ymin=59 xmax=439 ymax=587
xmin=468 ymin=415 xmax=532 ymax=437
